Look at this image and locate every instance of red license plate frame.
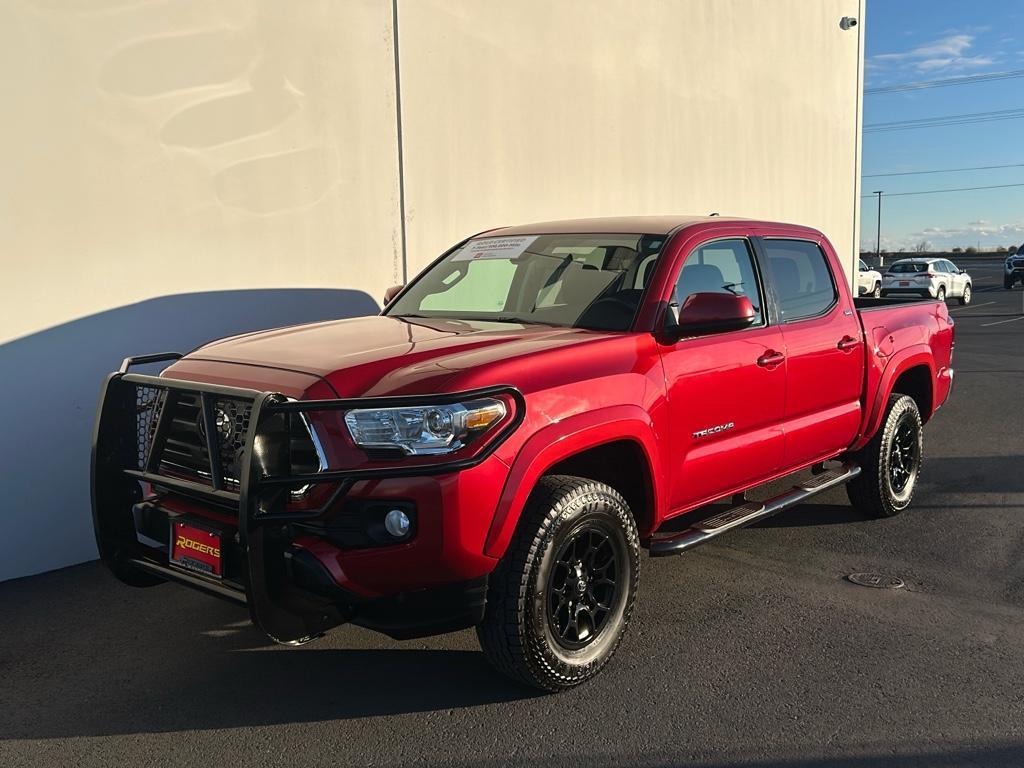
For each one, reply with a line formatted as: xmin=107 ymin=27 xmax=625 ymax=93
xmin=169 ymin=520 xmax=223 ymax=578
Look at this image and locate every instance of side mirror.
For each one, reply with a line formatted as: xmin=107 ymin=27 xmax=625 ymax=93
xmin=383 ymin=284 xmax=405 ymax=305
xmin=669 ymin=292 xmax=756 ymax=336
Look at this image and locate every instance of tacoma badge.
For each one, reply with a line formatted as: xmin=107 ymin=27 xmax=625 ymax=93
xmin=692 ymin=422 xmax=735 ymax=439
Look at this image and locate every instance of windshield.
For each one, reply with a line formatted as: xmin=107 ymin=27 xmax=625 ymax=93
xmin=386 ymin=233 xmax=666 ymax=331
xmin=889 ymin=262 xmax=928 ymax=274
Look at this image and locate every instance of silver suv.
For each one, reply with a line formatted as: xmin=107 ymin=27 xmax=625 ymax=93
xmin=1005 ymin=247 xmax=1024 ymax=289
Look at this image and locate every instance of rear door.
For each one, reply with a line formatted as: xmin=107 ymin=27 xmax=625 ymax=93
xmin=658 ymin=236 xmax=787 ymax=511
xmin=944 ymin=260 xmax=966 ymax=296
xmin=757 ymin=236 xmax=865 ymax=470
xmin=857 ymin=260 xmax=870 ymax=294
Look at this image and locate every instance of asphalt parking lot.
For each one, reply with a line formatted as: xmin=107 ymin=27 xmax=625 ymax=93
xmin=2 ymin=258 xmax=1022 ymax=768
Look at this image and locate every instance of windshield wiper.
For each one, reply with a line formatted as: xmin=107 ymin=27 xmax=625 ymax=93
xmin=484 ymin=316 xmax=561 ymax=326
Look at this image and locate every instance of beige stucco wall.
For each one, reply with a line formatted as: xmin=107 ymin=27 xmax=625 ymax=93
xmin=0 ymin=0 xmax=863 ymax=580
xmin=1 ymin=0 xmax=403 ymax=346
xmin=399 ymin=0 xmax=864 ymax=278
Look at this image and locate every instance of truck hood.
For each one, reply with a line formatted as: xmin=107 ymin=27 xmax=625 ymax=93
xmin=183 ymin=315 xmax=619 ymax=397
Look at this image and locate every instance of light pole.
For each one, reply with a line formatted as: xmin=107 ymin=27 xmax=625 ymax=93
xmin=873 ymin=190 xmax=884 ymax=267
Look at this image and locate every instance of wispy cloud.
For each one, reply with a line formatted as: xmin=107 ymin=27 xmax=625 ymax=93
xmin=909 ymin=220 xmax=1024 ymax=248
xmin=862 ymin=220 xmax=1024 ymax=252
xmin=870 ymin=34 xmax=994 ymax=73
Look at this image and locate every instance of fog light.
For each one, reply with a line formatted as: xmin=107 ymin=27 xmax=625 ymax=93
xmin=384 ymin=509 xmax=411 ymax=539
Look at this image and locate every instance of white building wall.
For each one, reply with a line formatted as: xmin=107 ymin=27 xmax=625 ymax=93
xmin=0 ymin=0 xmax=863 ymax=581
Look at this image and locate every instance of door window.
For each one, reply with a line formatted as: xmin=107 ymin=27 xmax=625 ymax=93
xmin=672 ymin=239 xmax=764 ymax=326
xmin=762 ymin=240 xmax=838 ymax=321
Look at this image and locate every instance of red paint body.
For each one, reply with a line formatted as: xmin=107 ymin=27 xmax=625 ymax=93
xmin=159 ymin=217 xmax=954 ymax=600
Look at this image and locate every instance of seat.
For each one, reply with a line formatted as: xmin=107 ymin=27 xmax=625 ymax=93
xmin=677 ymin=263 xmax=726 ymax=305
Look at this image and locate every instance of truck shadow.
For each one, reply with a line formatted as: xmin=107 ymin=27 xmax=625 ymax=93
xmin=0 ymin=562 xmax=538 ymax=740
xmin=752 ymin=502 xmax=863 ymax=528
xmin=0 ymin=288 xmax=378 ymax=583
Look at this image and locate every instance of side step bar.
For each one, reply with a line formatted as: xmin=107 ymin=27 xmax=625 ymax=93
xmin=649 ymin=463 xmax=861 ymax=557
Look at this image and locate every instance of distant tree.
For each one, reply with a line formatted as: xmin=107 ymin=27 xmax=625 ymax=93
xmin=912 ymin=240 xmax=931 ymax=254
xmin=965 ymin=246 xmax=978 ymax=254
xmin=951 ymin=247 xmax=963 ymax=253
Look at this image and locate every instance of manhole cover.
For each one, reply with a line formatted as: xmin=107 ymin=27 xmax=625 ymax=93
xmin=847 ymin=572 xmax=905 ymax=590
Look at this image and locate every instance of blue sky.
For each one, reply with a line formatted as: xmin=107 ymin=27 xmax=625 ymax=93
xmin=862 ymin=0 xmax=1024 ymax=252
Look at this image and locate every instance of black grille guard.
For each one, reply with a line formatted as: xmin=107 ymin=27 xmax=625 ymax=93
xmin=91 ymin=352 xmax=524 ymax=643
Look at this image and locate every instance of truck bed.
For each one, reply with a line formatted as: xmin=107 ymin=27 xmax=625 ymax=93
xmin=852 ymin=296 xmax=941 ymax=311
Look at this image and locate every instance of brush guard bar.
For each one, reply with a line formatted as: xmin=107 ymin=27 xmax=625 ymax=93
xmin=91 ymin=353 xmax=524 ymax=643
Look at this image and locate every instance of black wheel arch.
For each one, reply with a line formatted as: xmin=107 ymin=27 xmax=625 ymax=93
xmin=544 ymin=439 xmax=654 ymax=537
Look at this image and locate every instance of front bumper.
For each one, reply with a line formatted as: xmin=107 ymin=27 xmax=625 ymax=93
xmin=91 ymin=355 xmax=522 ymax=643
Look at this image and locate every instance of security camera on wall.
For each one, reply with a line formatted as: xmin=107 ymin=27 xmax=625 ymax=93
xmin=840 ymin=16 xmax=858 ymax=30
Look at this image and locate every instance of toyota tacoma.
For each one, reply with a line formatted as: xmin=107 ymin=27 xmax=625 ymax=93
xmin=92 ymin=216 xmax=955 ymax=691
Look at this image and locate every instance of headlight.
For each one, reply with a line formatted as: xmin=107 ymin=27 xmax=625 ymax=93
xmin=344 ymin=398 xmax=507 ymax=456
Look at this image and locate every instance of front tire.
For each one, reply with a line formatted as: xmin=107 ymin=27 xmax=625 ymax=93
xmin=872 ymin=282 xmax=882 ymax=298
xmin=477 ymin=475 xmax=640 ymax=692
xmin=846 ymin=394 xmax=923 ymax=518
xmin=1007 ymin=276 xmax=1015 ymax=290
xmin=958 ymin=283 xmax=971 ymax=305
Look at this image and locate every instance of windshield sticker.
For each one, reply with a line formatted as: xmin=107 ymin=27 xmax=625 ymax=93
xmin=452 ymin=236 xmax=538 ymax=262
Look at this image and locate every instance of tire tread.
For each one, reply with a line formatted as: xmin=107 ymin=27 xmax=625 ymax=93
xmin=477 ymin=475 xmax=639 ymax=691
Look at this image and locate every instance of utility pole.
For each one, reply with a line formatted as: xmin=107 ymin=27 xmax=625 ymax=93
xmin=873 ymin=190 xmax=884 ymax=267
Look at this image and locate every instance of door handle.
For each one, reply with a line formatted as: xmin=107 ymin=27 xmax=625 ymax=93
xmin=837 ymin=335 xmax=859 ymax=351
xmin=756 ymin=350 xmax=785 ymax=367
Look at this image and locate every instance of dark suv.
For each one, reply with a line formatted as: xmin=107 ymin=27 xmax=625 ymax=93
xmin=1006 ymin=246 xmax=1024 ymax=288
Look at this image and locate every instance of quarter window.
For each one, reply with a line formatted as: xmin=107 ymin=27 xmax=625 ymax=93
xmin=673 ymin=239 xmax=764 ymax=326
xmin=762 ymin=240 xmax=837 ymax=321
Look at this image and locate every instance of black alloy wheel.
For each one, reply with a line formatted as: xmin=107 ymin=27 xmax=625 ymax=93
xmin=888 ymin=418 xmax=920 ymax=495
xmin=546 ymin=524 xmax=622 ymax=650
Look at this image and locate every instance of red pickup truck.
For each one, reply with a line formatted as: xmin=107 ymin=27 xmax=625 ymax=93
xmin=92 ymin=216 xmax=955 ymax=691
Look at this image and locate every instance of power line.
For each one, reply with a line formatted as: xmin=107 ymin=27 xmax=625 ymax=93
xmin=860 ymin=181 xmax=1024 ymax=198
xmin=865 ymin=68 xmax=1024 ymax=95
xmin=863 ymin=161 xmax=1024 ymax=178
xmin=864 ymin=107 xmax=1024 ymax=133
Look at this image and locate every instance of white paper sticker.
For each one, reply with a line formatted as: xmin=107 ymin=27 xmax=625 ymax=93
xmin=451 ymin=235 xmax=538 ymax=262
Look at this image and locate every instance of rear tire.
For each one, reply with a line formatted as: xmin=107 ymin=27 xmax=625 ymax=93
xmin=958 ymin=283 xmax=971 ymax=305
xmin=872 ymin=282 xmax=882 ymax=298
xmin=846 ymin=394 xmax=923 ymax=518
xmin=936 ymin=285 xmax=946 ymax=302
xmin=477 ymin=475 xmax=640 ymax=692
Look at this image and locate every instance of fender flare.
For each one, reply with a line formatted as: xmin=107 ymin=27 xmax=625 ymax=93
xmin=853 ymin=344 xmax=935 ymax=451
xmin=483 ymin=405 xmax=663 ymax=558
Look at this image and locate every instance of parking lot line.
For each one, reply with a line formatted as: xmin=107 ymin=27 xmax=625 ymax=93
xmin=949 ymin=301 xmax=995 ymax=313
xmin=980 ymin=314 xmax=1024 ymax=327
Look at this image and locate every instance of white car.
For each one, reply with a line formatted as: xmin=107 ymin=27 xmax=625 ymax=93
xmin=856 ymin=259 xmax=883 ymax=297
xmin=881 ymin=257 xmax=972 ymax=305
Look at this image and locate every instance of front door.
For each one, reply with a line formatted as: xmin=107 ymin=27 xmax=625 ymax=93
xmin=658 ymin=237 xmax=787 ymax=513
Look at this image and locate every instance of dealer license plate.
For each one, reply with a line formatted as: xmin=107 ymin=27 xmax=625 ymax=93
xmin=169 ymin=520 xmax=223 ymax=578
xmin=899 ymin=281 xmax=910 ymax=286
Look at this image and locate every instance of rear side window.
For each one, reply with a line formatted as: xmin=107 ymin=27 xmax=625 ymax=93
xmin=762 ymin=240 xmax=837 ymax=321
xmin=890 ymin=262 xmax=928 ymax=273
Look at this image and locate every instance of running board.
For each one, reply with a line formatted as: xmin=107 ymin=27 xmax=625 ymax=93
xmin=649 ymin=463 xmax=861 ymax=557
